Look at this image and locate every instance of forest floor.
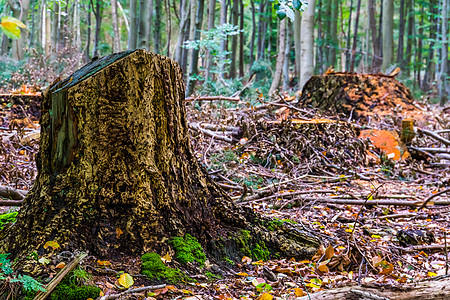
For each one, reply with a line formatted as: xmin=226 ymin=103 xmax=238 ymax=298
xmin=0 ymin=79 xmax=449 ymax=299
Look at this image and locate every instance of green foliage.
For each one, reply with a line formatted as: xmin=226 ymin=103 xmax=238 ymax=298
xmin=0 ymin=211 xmax=18 ymax=230
xmin=209 ymin=149 xmax=239 ymax=170
xmin=235 ymin=230 xmax=270 ymax=261
xmin=141 ymin=252 xmax=190 ymax=284
xmin=205 ymin=271 xmax=222 ymax=281
xmin=69 ymin=267 xmax=92 ymax=286
xmin=252 ymin=242 xmax=270 ymax=261
xmin=170 ymin=234 xmax=206 ymax=266
xmin=0 ymin=56 xmax=23 ymax=85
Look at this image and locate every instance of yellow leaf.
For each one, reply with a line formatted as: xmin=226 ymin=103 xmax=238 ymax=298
xmin=257 ymin=292 xmax=273 ymax=300
xmin=428 ymin=272 xmax=437 ymax=277
xmin=252 ymin=260 xmax=264 ymax=265
xmin=0 ymin=16 xmax=26 ymax=39
xmin=236 ymin=272 xmax=249 ymax=276
xmin=294 ymin=288 xmax=304 ymax=296
xmin=348 ymin=271 xmax=353 ymax=280
xmin=44 ymin=241 xmax=60 ymax=251
xmin=182 ymin=289 xmax=194 ymax=294
xmin=118 ymin=273 xmax=134 ymax=289
xmin=318 ymin=263 xmax=329 ymax=273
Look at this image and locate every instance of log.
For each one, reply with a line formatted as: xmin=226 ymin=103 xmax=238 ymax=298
xmin=299 ymin=277 xmax=450 ymax=300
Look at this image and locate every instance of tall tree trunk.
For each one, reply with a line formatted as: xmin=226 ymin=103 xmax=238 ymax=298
xmin=51 ymin=0 xmax=59 ymax=49
xmin=423 ymin=0 xmax=437 ymax=90
xmin=316 ymin=0 xmax=324 ymax=74
xmin=74 ymin=0 xmax=82 ymax=50
xmin=147 ymin=0 xmax=153 ymax=51
xmin=229 ymin=0 xmax=239 ymax=78
xmin=440 ymin=0 xmax=448 ymax=105
xmin=85 ymin=3 xmax=92 ymax=61
xmin=128 ymin=0 xmax=138 ymax=49
xmin=350 ymin=0 xmax=362 ymax=72
xmin=249 ymin=0 xmax=256 ymax=74
xmin=256 ymin=0 xmax=266 ymax=61
xmin=9 ymin=0 xmax=29 ymax=60
xmin=299 ymin=0 xmax=316 ymax=90
xmin=345 ymin=0 xmax=354 ymax=71
xmin=405 ymin=0 xmax=414 ymax=76
xmin=219 ymin=0 xmax=228 ymax=77
xmin=238 ymin=0 xmax=244 ymax=77
xmin=328 ymin=0 xmax=338 ymax=67
xmin=111 ymin=0 xmax=120 ymax=52
xmin=185 ymin=0 xmax=205 ymax=96
xmin=282 ymin=20 xmax=291 ymax=91
xmin=294 ymin=9 xmax=301 ymax=79
xmin=0 ymin=50 xmax=320 ymax=265
xmin=416 ymin=6 xmax=424 ymax=88
xmin=92 ymin=0 xmax=103 ymax=56
xmin=165 ymin=0 xmax=172 ymax=56
xmin=368 ymin=0 xmax=380 ymax=71
xmin=397 ymin=0 xmax=406 ymax=69
xmin=174 ymin=0 xmax=189 ymax=65
xmin=154 ymin=0 xmax=162 ymax=53
xmin=28 ymin=0 xmax=36 ymax=48
xmin=381 ymin=0 xmax=393 ymax=72
xmin=269 ymin=19 xmax=286 ymax=94
xmin=138 ymin=0 xmax=149 ymax=49
xmin=205 ymin=0 xmax=216 ymax=82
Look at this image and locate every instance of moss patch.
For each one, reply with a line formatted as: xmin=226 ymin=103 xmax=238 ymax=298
xmin=170 ymin=234 xmax=206 ymax=266
xmin=141 ymin=252 xmax=191 ymax=284
xmin=235 ymin=229 xmax=270 ymax=261
xmin=0 ymin=211 xmax=18 ymax=230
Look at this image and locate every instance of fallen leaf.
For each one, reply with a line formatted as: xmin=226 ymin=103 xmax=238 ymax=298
xmin=117 ymin=273 xmax=134 ymax=289
xmin=325 ymin=244 xmax=335 ymax=259
xmin=161 ymin=253 xmax=172 ymax=263
xmin=43 ymin=241 xmax=60 ymax=251
xmin=55 ymin=262 xmax=66 ymax=269
xmin=294 ymin=288 xmax=304 ymax=296
xmin=116 ymin=228 xmax=123 ymax=239
xmin=242 ymin=256 xmax=252 ymax=264
xmin=97 ymin=260 xmax=112 ymax=267
xmin=257 ymin=292 xmax=273 ymax=300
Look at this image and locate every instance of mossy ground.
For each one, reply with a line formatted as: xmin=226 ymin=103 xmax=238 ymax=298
xmin=235 ymin=229 xmax=270 ymax=261
xmin=170 ymin=234 xmax=206 ymax=266
xmin=141 ymin=253 xmax=191 ymax=284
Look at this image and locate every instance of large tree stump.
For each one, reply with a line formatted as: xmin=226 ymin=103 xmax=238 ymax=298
xmin=0 ymin=50 xmax=320 ymax=264
xmin=298 ymin=72 xmax=418 ymax=121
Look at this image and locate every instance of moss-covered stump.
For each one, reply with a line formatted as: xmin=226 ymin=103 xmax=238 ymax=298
xmin=0 ymin=50 xmax=320 ymax=266
xmin=298 ymin=72 xmax=418 ymax=121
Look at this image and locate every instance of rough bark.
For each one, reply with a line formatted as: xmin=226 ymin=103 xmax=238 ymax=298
xmin=0 ymin=50 xmax=320 ymax=265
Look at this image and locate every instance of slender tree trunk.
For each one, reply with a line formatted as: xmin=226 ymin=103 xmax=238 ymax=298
xmin=174 ymin=0 xmax=189 ymax=65
xmin=328 ymin=0 xmax=338 ymax=67
xmin=138 ymin=0 xmax=149 ymax=49
xmin=41 ymin=0 xmax=47 ymax=54
xmin=238 ymin=0 xmax=244 ymax=77
xmin=423 ymin=0 xmax=437 ymax=90
xmin=440 ymin=0 xmax=448 ymax=105
xmin=28 ymin=0 xmax=36 ymax=48
xmin=147 ymin=0 xmax=153 ymax=51
xmin=154 ymin=0 xmax=162 ymax=53
xmin=51 ymin=0 xmax=59 ymax=49
xmin=74 ymin=0 xmax=82 ymax=50
xmin=229 ymin=0 xmax=239 ymax=78
xmin=185 ymin=0 xmax=205 ymax=96
xmin=128 ymin=0 xmax=138 ymax=49
xmin=345 ymin=0 xmax=354 ymax=71
xmin=165 ymin=0 xmax=172 ymax=56
xmin=85 ymin=3 xmax=92 ymax=61
xmin=111 ymin=0 xmax=120 ymax=52
xmin=269 ymin=19 xmax=286 ymax=94
xmin=219 ymin=0 xmax=228 ymax=77
xmin=397 ymin=0 xmax=406 ymax=69
xmin=205 ymin=0 xmax=216 ymax=81
xmin=416 ymin=6 xmax=424 ymax=88
xmin=299 ymin=0 xmax=316 ymax=90
xmin=92 ymin=0 xmax=103 ymax=56
xmin=381 ymin=0 xmax=393 ymax=72
xmin=368 ymin=0 xmax=380 ymax=71
xmin=282 ymin=20 xmax=291 ymax=91
xmin=294 ymin=9 xmax=301 ymax=79
xmin=249 ymin=0 xmax=256 ymax=73
xmin=316 ymin=0 xmax=324 ymax=74
xmin=405 ymin=0 xmax=414 ymax=76
xmin=350 ymin=0 xmax=362 ymax=72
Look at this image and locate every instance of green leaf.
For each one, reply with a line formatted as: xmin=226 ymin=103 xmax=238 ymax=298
xmin=276 ymin=9 xmax=286 ymax=20
xmin=0 ymin=16 xmax=26 ymax=39
xmin=293 ymin=0 xmax=302 ymax=10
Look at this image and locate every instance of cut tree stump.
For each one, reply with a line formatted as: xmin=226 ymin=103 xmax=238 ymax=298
xmin=298 ymin=72 xmax=418 ymax=121
xmin=0 ymin=50 xmax=320 ymax=266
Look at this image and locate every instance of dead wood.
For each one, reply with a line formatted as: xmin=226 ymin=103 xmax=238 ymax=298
xmin=0 ymin=185 xmax=26 ymax=200
xmin=418 ymin=128 xmax=450 ymax=146
xmin=418 ymin=188 xmax=450 ymax=210
xmin=98 ymin=284 xmax=167 ymax=300
xmin=185 ymin=95 xmax=240 ymax=102
xmin=298 ymin=277 xmax=450 ymax=300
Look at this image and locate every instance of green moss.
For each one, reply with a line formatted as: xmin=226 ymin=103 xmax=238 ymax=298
xmin=50 ymin=284 xmax=101 ymax=300
xmin=235 ymin=230 xmax=270 ymax=261
xmin=267 ymin=218 xmax=285 ymax=231
xmin=205 ymin=271 xmax=222 ymax=281
xmin=0 ymin=211 xmax=18 ymax=230
xmin=252 ymin=242 xmax=270 ymax=261
xmin=170 ymin=234 xmax=206 ymax=266
xmin=141 ymin=252 xmax=191 ymax=284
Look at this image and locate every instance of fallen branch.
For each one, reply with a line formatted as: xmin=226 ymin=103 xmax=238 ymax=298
xmin=0 ymin=185 xmax=26 ymax=200
xmin=0 ymin=200 xmax=23 ymax=206
xmin=418 ymin=188 xmax=450 ymax=211
xmin=294 ymin=197 xmax=450 ymax=207
xmin=188 ymin=123 xmax=235 ymax=143
xmin=99 ymin=284 xmax=167 ymax=300
xmin=236 ymin=189 xmax=336 ymax=204
xmin=418 ymin=128 xmax=450 ymax=146
xmin=33 ymin=252 xmax=88 ymax=300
